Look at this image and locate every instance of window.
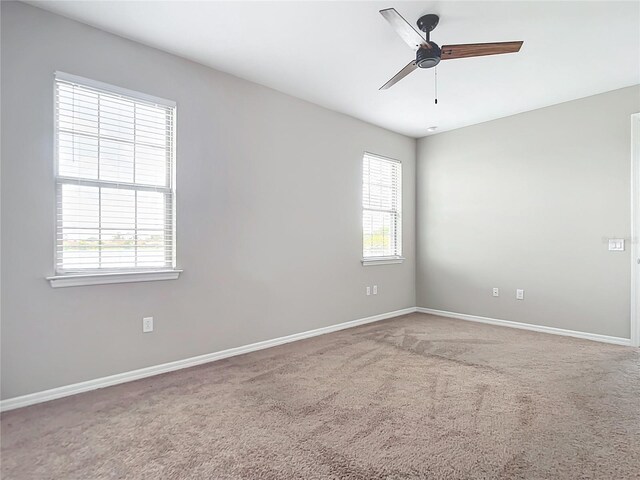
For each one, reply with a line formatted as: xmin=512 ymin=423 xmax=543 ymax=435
xmin=362 ymin=152 xmax=403 ymax=265
xmin=51 ymin=72 xmax=178 ymax=285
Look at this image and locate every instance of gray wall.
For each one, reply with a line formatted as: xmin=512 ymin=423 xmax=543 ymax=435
xmin=0 ymin=2 xmax=416 ymax=399
xmin=417 ymin=86 xmax=640 ymax=339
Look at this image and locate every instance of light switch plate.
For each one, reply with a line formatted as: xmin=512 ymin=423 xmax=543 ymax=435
xmin=608 ymin=239 xmax=625 ymax=251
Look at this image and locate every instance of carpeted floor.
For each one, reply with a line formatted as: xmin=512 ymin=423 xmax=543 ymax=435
xmin=1 ymin=313 xmax=639 ymax=479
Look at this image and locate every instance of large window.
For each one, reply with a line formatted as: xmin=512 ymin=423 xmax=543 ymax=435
xmin=362 ymin=152 xmax=402 ymax=263
xmin=54 ymin=73 xmax=176 ymax=276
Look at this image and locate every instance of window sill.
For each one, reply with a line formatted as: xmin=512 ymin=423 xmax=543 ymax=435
xmin=46 ymin=269 xmax=183 ymax=288
xmin=361 ymin=257 xmax=405 ymax=266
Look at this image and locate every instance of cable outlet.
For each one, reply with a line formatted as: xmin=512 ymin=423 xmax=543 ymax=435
xmin=143 ymin=317 xmax=154 ymax=333
xmin=492 ymin=288 xmax=499 ymax=297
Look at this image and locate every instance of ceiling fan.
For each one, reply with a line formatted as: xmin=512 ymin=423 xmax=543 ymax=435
xmin=379 ymin=8 xmax=523 ymax=90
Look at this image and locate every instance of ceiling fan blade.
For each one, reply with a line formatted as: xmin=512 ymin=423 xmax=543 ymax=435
xmin=440 ymin=41 xmax=523 ymax=60
xmin=380 ymin=8 xmax=426 ymax=50
xmin=380 ymin=60 xmax=418 ymax=90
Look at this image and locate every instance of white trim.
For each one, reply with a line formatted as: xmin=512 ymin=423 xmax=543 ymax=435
xmin=416 ymin=307 xmax=631 ymax=346
xmin=631 ymin=113 xmax=640 ymax=347
xmin=47 ymin=269 xmax=182 ymax=288
xmin=0 ymin=307 xmax=416 ymax=412
xmin=362 ymin=256 xmax=405 ymax=266
xmin=55 ymin=71 xmax=176 ymax=107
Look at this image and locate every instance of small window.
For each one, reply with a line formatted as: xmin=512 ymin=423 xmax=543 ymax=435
xmin=54 ymin=73 xmax=176 ymax=275
xmin=362 ymin=152 xmax=403 ymax=264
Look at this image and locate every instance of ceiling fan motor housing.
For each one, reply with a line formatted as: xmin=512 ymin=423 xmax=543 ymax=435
xmin=416 ymin=42 xmax=441 ymax=68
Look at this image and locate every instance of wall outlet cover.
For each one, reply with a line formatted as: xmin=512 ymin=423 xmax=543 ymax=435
xmin=608 ymin=239 xmax=625 ymax=251
xmin=143 ymin=317 xmax=154 ymax=333
xmin=516 ymin=289 xmax=524 ymax=300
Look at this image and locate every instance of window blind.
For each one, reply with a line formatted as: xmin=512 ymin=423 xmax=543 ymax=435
xmin=54 ymin=73 xmax=176 ymax=274
xmin=362 ymin=153 xmax=402 ymax=258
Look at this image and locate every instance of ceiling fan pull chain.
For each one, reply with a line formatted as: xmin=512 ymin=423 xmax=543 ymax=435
xmin=434 ymin=66 xmax=438 ymax=104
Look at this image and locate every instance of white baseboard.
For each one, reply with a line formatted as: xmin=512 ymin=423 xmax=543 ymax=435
xmin=416 ymin=307 xmax=632 ymax=346
xmin=0 ymin=307 xmax=417 ymax=412
xmin=3 ymin=306 xmax=629 ymax=412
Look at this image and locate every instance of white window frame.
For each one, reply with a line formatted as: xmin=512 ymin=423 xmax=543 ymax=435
xmin=361 ymin=152 xmax=404 ymax=266
xmin=47 ymin=72 xmax=181 ymax=287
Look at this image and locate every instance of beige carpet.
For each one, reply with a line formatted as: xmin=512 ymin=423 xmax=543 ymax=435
xmin=1 ymin=313 xmax=639 ymax=479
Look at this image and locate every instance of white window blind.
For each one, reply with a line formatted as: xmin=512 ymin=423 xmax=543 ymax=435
xmin=362 ymin=153 xmax=402 ymax=259
xmin=54 ymin=73 xmax=176 ymax=274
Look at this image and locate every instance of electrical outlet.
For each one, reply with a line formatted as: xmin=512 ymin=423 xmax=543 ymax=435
xmin=516 ymin=289 xmax=524 ymax=300
xmin=142 ymin=317 xmax=154 ymax=333
xmin=608 ymin=239 xmax=625 ymax=251
xmin=492 ymin=288 xmax=499 ymax=297
xmin=366 ymin=286 xmax=371 ymax=296
xmin=373 ymin=285 xmax=378 ymax=295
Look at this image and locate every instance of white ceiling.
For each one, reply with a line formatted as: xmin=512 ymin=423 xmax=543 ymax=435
xmin=29 ymin=1 xmax=640 ymax=138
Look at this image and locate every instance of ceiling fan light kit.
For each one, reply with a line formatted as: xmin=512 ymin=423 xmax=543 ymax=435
xmin=379 ymin=8 xmax=524 ymax=90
